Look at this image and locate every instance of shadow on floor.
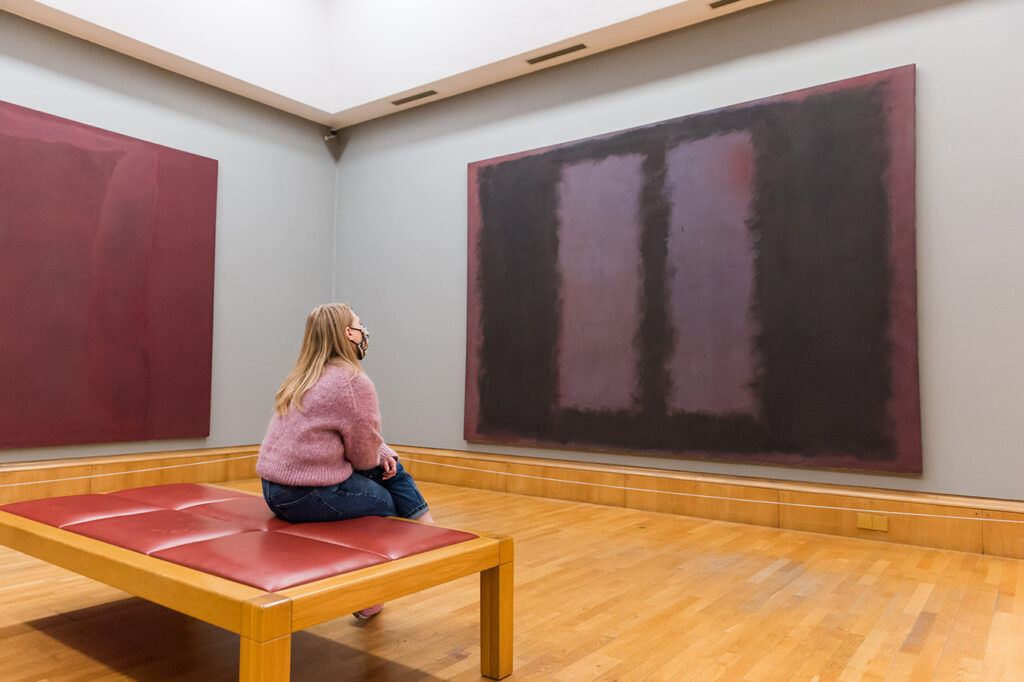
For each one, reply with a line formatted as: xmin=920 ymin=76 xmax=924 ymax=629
xmin=15 ymin=597 xmax=447 ymax=681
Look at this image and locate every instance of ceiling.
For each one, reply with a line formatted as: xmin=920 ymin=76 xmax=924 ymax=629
xmin=1 ymin=0 xmax=779 ymax=129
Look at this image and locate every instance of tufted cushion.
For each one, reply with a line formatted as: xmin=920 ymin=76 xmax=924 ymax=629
xmin=183 ymin=496 xmax=291 ymax=531
xmin=277 ymin=515 xmax=476 ymax=559
xmin=153 ymin=530 xmax=389 ymax=592
xmin=64 ymin=510 xmax=245 ymax=554
xmin=0 ymin=484 xmax=477 ymax=592
xmin=1 ymin=494 xmax=160 ymax=527
xmin=106 ymin=483 xmax=252 ymax=509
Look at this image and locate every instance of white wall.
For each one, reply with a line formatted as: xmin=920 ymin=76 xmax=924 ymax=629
xmin=333 ymin=0 xmax=1024 ymax=500
xmin=0 ymin=12 xmax=338 ymax=463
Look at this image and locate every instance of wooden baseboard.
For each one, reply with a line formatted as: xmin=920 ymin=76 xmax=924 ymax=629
xmin=5 ymin=444 xmax=1022 ymax=560
xmin=0 ymin=446 xmax=259 ymax=505
xmin=395 ymin=445 xmax=1024 ymax=560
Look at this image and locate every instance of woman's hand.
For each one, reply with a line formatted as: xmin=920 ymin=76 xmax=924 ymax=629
xmin=381 ymin=455 xmax=398 ymax=480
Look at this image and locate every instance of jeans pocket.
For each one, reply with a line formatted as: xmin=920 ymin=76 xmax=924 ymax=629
xmin=265 ymin=482 xmax=315 ymax=511
xmin=273 ymin=490 xmax=316 ymax=509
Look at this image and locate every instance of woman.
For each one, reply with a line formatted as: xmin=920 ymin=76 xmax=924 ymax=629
xmin=257 ymin=303 xmax=433 ymax=619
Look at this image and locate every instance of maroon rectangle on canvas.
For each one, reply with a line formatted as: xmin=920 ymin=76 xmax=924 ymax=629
xmin=0 ymin=100 xmax=218 ymax=449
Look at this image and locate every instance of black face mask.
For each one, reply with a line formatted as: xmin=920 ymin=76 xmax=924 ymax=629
xmin=350 ymin=326 xmax=369 ymax=359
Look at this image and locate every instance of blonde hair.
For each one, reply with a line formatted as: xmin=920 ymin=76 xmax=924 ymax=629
xmin=274 ymin=303 xmax=363 ymax=415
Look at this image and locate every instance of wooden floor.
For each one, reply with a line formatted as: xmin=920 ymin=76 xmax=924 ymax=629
xmin=2 ymin=480 xmax=1023 ymax=681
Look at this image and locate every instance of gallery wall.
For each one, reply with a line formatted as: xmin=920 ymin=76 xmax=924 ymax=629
xmin=333 ymin=0 xmax=1024 ymax=499
xmin=0 ymin=13 xmax=337 ymax=463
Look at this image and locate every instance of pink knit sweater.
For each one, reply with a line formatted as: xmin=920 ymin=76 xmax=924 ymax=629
xmin=256 ymin=365 xmax=397 ymax=486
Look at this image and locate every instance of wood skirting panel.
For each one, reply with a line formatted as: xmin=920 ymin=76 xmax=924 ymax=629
xmin=778 ymin=490 xmax=984 ymax=553
xmin=395 ymin=446 xmax=1024 ymax=559
xmin=4 ymin=444 xmax=1022 ymax=559
xmin=983 ymin=511 xmax=1024 ymax=559
xmin=399 ymin=451 xmax=508 ymax=492
xmin=624 ymin=474 xmax=780 ymax=527
xmin=504 ymin=463 xmax=626 ymax=508
xmin=0 ymin=446 xmax=259 ymax=505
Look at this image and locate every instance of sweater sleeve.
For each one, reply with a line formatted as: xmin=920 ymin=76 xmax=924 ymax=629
xmin=342 ymin=374 xmax=389 ymax=471
xmin=379 ymin=442 xmax=398 ymax=466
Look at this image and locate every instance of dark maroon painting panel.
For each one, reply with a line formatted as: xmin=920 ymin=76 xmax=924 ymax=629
xmin=466 ymin=66 xmax=920 ymax=473
xmin=664 ymin=132 xmax=758 ymax=417
xmin=0 ymin=101 xmax=217 ymax=449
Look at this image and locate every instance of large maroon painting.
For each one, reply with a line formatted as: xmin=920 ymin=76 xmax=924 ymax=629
xmin=466 ymin=65 xmax=920 ymax=472
xmin=0 ymin=101 xmax=218 ymax=449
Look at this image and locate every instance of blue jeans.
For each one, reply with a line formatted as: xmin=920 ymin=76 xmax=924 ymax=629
xmin=262 ymin=461 xmax=429 ymax=523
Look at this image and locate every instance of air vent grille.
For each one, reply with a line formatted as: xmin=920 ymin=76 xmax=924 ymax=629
xmin=392 ymin=90 xmax=438 ymax=106
xmin=527 ymin=43 xmax=587 ymax=65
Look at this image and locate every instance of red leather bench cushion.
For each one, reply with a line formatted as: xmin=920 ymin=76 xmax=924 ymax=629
xmin=279 ymin=515 xmax=474 ymax=560
xmin=1 ymin=483 xmax=476 ymax=592
xmin=107 ymin=484 xmax=251 ymax=509
xmin=153 ymin=531 xmax=390 ymax=592
xmin=1 ymin=494 xmax=161 ymax=526
xmin=180 ymin=496 xmax=291 ymax=531
xmin=66 ymin=510 xmax=245 ymax=554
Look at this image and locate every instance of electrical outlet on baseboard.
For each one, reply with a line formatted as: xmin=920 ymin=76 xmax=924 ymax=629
xmin=856 ymin=513 xmax=889 ymax=532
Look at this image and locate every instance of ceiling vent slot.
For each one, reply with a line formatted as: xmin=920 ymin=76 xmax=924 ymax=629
xmin=710 ymin=0 xmax=744 ymax=8
xmin=527 ymin=43 xmax=587 ymax=65
xmin=392 ymin=90 xmax=438 ymax=106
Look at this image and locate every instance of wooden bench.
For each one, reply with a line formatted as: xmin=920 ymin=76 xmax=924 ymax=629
xmin=0 ymin=483 xmax=513 ymax=680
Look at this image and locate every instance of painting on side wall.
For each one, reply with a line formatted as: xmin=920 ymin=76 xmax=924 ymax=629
xmin=465 ymin=65 xmax=920 ymax=473
xmin=0 ymin=100 xmax=218 ymax=449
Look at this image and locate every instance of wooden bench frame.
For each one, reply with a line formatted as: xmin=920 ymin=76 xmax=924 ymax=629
xmin=0 ymin=509 xmax=513 ymax=681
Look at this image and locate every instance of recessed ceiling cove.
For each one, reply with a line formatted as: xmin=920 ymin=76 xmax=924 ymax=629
xmin=2 ymin=0 xmax=779 ymax=127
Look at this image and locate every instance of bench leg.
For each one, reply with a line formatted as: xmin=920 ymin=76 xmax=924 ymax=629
xmin=240 ymin=633 xmax=291 ymax=682
xmin=480 ymin=561 xmax=513 ymax=679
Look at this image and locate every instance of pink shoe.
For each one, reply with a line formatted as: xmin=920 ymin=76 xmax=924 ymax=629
xmin=353 ymin=604 xmax=383 ymax=620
